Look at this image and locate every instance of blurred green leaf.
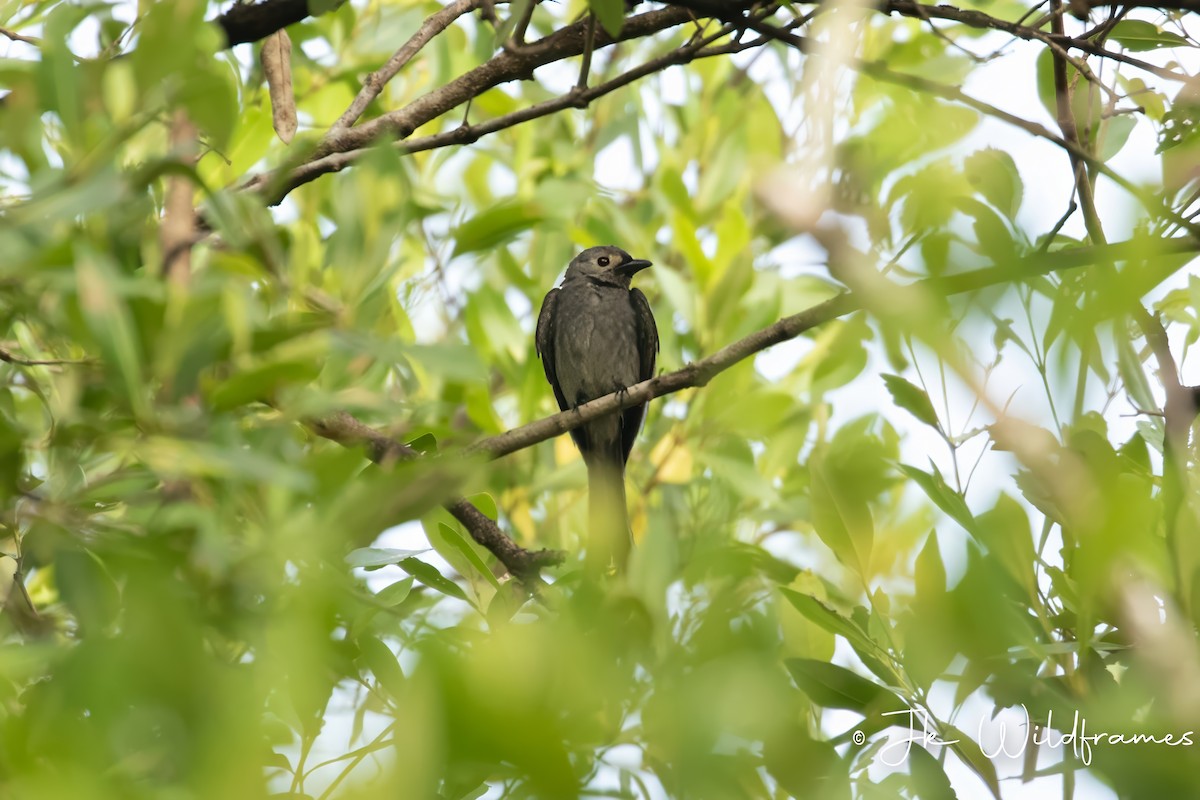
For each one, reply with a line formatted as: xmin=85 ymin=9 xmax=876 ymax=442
xmin=376 ymin=577 xmax=415 ymax=606
xmin=964 ymin=148 xmax=1023 ymax=218
xmin=810 ymin=451 xmax=874 ymax=575
xmin=356 ymin=635 xmax=405 ymax=698
xmin=399 ymin=557 xmax=470 ymax=603
xmin=75 ymin=247 xmax=147 ymax=417
xmin=909 ymin=742 xmax=958 ymax=800
xmin=346 ymin=547 xmax=430 ymax=569
xmin=901 ymin=463 xmax=975 ymax=533
xmin=436 ymin=522 xmax=502 ymax=589
xmin=882 ymin=374 xmax=940 ymax=429
xmin=587 ymin=0 xmax=625 ymax=37
xmin=781 ymin=588 xmax=876 ymax=655
xmin=452 ymin=202 xmax=543 ymax=256
xmin=1109 ymin=20 xmax=1189 ymax=51
xmin=785 ymin=658 xmax=906 ymax=714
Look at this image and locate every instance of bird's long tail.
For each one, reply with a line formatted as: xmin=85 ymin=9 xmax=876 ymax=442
xmin=586 ymin=455 xmax=632 ymax=573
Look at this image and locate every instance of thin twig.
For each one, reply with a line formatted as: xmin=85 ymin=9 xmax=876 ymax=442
xmin=0 ymin=347 xmax=90 ymax=367
xmin=330 ymin=0 xmax=481 ymax=131
xmin=504 ymin=0 xmax=540 ymax=53
xmin=577 ymin=12 xmax=598 ymax=89
xmin=0 ymin=26 xmax=40 ymax=46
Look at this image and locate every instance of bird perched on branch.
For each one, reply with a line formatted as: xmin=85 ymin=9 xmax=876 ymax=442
xmin=536 ymin=246 xmax=658 ymax=571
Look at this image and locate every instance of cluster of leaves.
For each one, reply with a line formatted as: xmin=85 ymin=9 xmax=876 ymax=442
xmin=1 ymin=0 xmax=1200 ymax=798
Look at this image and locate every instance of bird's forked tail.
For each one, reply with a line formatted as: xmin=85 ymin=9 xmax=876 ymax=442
xmin=586 ymin=455 xmax=632 ymax=573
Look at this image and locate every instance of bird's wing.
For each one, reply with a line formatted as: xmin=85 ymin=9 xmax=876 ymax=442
xmin=535 ymin=287 xmax=571 ymax=414
xmin=620 ymin=288 xmax=659 ymax=463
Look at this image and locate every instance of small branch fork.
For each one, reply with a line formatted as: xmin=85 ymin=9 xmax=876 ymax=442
xmin=307 ymin=411 xmax=563 ymax=582
xmin=330 ymin=0 xmax=482 ymax=131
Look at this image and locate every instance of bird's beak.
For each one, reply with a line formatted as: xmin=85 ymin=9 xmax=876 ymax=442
xmin=615 ymin=258 xmax=653 ymax=276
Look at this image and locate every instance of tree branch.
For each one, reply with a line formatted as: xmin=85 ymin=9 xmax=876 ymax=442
xmin=330 ymin=0 xmax=483 ymax=131
xmin=237 ymin=0 xmax=1193 ymax=204
xmin=307 ymin=410 xmax=563 ymax=581
xmin=0 ymin=348 xmax=90 ymax=367
xmin=241 ymin=5 xmax=694 ymax=201
xmin=215 ymin=0 xmax=346 ymax=48
xmin=0 ymin=26 xmax=40 ymax=46
xmin=247 ymin=18 xmax=763 ymax=203
xmin=466 ymin=237 xmax=1200 ymax=460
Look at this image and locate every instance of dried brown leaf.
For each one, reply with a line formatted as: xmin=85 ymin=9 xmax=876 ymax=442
xmin=261 ymin=30 xmax=296 ymax=144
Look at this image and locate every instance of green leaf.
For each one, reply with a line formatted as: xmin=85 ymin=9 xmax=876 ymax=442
xmin=882 ymin=374 xmax=940 ymax=429
xmin=375 ymin=577 xmax=415 ymax=606
xmin=914 ymin=531 xmax=946 ymax=603
xmin=810 ymin=451 xmax=873 ymax=574
xmin=944 ymin=724 xmax=1002 ymax=799
xmin=465 ymin=493 xmax=498 ymax=521
xmin=402 ymin=343 xmax=487 ymax=383
xmin=407 ymin=433 xmax=438 ymax=455
xmin=588 ymin=0 xmax=625 ymax=38
xmin=901 ymin=463 xmax=975 ymax=533
xmin=964 ymin=148 xmax=1023 ymax=219
xmin=974 ymin=493 xmax=1037 ymax=598
xmin=345 ymin=547 xmax=429 ymax=569
xmin=809 ymin=316 xmax=871 ymax=393
xmin=55 ymin=548 xmax=120 ymax=633
xmin=780 ymin=589 xmax=876 ymax=654
xmin=205 ymin=359 xmax=323 ymax=410
xmin=130 ymin=0 xmax=209 ymax=94
xmin=399 ymin=557 xmax=470 ymax=603
xmin=1108 ymin=20 xmax=1189 ymax=51
xmin=180 ymin=64 xmax=239 ymax=151
xmin=1098 ymin=114 xmax=1136 ymax=162
xmin=437 ymin=522 xmax=502 ymax=589
xmin=75 ymin=248 xmax=147 ymax=417
xmin=785 ymin=658 xmax=905 ymax=714
xmin=356 ymin=635 xmax=405 ymax=698
xmin=909 ymin=742 xmax=958 ymax=800
xmin=451 ymin=202 xmax=542 ymax=257
xmin=959 ymin=197 xmax=1016 ymax=260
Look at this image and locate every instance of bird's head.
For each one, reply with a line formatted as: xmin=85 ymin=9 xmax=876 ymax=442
xmin=564 ymin=245 xmax=653 ymax=286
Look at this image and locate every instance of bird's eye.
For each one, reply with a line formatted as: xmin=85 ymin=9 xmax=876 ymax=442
xmin=597 ymin=256 xmax=610 ymax=267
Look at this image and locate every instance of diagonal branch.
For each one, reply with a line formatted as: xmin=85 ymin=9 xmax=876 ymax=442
xmin=0 ymin=26 xmax=40 ymax=46
xmin=240 ymin=5 xmax=694 ymax=201
xmin=307 ymin=410 xmax=563 ymax=581
xmin=466 ymin=237 xmax=1200 ymax=460
xmin=237 ymin=0 xmax=1191 ymax=206
xmin=248 ymin=21 xmax=764 ymax=203
xmin=330 ymin=0 xmax=483 ymax=131
xmin=216 ymin=0 xmax=344 ymax=48
xmin=0 ymin=347 xmax=90 ymax=367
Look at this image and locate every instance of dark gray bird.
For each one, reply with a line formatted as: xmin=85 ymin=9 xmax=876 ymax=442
xmin=536 ymin=245 xmax=658 ymax=570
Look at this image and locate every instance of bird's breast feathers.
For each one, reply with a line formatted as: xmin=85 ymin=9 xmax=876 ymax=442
xmin=552 ymin=282 xmax=641 ymax=402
